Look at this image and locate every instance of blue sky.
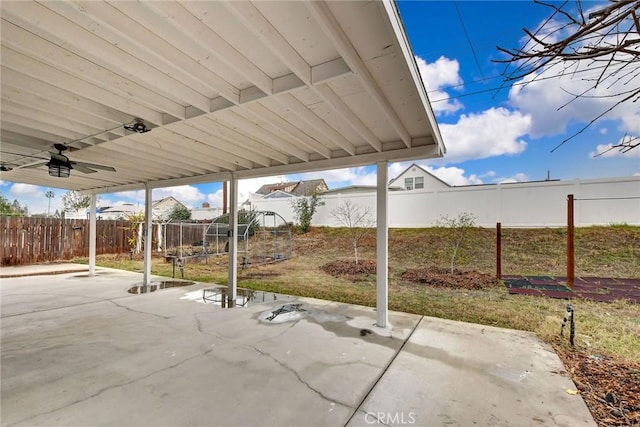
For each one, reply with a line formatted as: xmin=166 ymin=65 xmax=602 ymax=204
xmin=2 ymin=0 xmax=639 ymax=215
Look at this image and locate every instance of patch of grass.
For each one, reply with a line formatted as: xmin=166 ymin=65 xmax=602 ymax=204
xmin=85 ymin=226 xmax=640 ymax=362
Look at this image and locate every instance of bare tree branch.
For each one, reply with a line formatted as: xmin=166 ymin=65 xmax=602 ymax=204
xmin=495 ymin=0 xmax=640 ymax=152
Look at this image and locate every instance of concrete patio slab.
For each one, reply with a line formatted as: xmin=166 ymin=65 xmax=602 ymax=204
xmin=1 ymin=266 xmax=595 ymax=427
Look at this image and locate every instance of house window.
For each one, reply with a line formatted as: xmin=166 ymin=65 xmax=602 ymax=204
xmin=404 ymin=177 xmax=413 ymax=190
xmin=415 ymin=177 xmax=424 ymax=189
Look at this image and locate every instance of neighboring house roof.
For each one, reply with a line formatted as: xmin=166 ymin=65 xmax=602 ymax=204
xmin=389 ymin=163 xmax=451 ymax=189
xmin=255 ymin=179 xmax=328 ymax=196
xmin=151 ymin=196 xmax=188 ymax=220
xmin=263 ymin=190 xmax=296 ymax=199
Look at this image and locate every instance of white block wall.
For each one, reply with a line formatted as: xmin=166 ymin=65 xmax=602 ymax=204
xmin=250 ymin=176 xmax=640 ymax=228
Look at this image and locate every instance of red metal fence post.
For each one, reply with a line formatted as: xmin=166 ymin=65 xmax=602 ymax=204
xmin=567 ymin=194 xmax=575 ymax=287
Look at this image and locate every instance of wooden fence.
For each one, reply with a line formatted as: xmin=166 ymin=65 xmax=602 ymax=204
xmin=1 ymin=217 xmax=133 ymax=266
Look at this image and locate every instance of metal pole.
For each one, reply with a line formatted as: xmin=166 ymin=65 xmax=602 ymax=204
xmin=567 ymin=194 xmax=575 ymax=287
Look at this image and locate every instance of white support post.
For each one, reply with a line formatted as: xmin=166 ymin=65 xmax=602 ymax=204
xmin=89 ymin=193 xmax=97 ymax=276
xmin=143 ymin=185 xmax=153 ymax=286
xmin=376 ymin=161 xmax=389 ymax=327
xmin=227 ymin=175 xmax=238 ymax=307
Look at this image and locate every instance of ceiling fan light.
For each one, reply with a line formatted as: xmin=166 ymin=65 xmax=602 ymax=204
xmin=48 ymin=161 xmax=71 ymax=178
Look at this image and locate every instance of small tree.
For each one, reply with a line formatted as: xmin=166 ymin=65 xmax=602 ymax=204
xmin=123 ymin=212 xmax=146 ymax=254
xmin=168 ymin=204 xmax=192 ymax=221
xmin=0 ymin=193 xmax=14 ymax=216
xmin=331 ymin=200 xmax=375 ymax=264
xmin=291 ymin=192 xmax=324 ymax=233
xmin=438 ymin=212 xmax=477 ymax=274
xmin=62 ymin=191 xmax=93 ymax=213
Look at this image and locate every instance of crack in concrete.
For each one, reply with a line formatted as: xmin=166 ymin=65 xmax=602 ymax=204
xmin=354 ymin=410 xmax=393 ymax=427
xmin=253 ymin=317 xmax=301 ymax=344
xmin=248 ymin=345 xmax=354 ymax=411
xmin=5 ymin=348 xmax=214 ymax=427
xmin=109 ymin=300 xmax=170 ymax=320
xmin=1 ymin=294 xmax=153 ymax=319
xmin=343 ymin=316 xmax=424 ymax=427
xmin=193 ymin=312 xmax=239 ymax=344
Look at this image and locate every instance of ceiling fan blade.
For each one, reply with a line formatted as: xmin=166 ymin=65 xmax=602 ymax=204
xmin=21 ymin=161 xmax=47 ymax=169
xmin=70 ymin=164 xmax=98 ymax=174
xmin=70 ymin=161 xmax=116 ymax=172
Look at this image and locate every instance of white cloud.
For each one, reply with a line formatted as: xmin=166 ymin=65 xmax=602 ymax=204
xmin=154 ymin=185 xmax=205 ymax=208
xmin=294 ymin=167 xmax=377 ymax=187
xmin=206 ymin=189 xmax=223 ymax=207
xmin=508 ymin=59 xmax=639 ymax=138
xmin=438 ymin=107 xmax=530 ymax=163
xmin=112 ymin=185 xmax=206 ymax=209
xmin=112 ymin=190 xmax=144 ymax=202
xmin=415 ymin=55 xmax=464 ymax=115
xmin=238 ymin=175 xmax=287 ymax=202
xmin=495 ymin=173 xmax=530 ymax=184
xmin=426 ymin=165 xmax=483 ymax=186
xmin=591 ymin=139 xmax=640 ymax=159
xmin=9 ymin=183 xmax=43 ymax=197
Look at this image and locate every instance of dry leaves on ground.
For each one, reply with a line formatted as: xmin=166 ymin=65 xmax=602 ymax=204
xmin=554 ymin=345 xmax=640 ymax=426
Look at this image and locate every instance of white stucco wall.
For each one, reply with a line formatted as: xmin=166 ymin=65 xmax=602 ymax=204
xmin=250 ymin=176 xmax=640 ymax=228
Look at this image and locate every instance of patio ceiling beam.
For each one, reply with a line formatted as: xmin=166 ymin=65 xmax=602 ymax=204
xmin=69 ymin=0 xmax=235 ymax=104
xmin=1 ymin=20 xmax=208 ymax=117
xmin=96 ymin=141 xmax=440 ymax=194
xmin=74 ymin=144 xmax=217 ymax=179
xmin=1 ymin=102 xmax=110 ymax=144
xmin=150 ymin=131 xmax=247 ymax=172
xmin=1 ymin=4 xmax=190 ymax=122
xmin=0 ymin=112 xmax=93 ymax=148
xmin=0 ymin=71 xmax=135 ymax=125
xmin=274 ymin=94 xmax=356 ymax=156
xmin=1 ymin=48 xmax=165 ymax=125
xmin=244 ymin=102 xmax=332 ymax=159
xmin=1 ymin=123 xmax=71 ymax=149
xmin=314 ymin=84 xmax=382 ymax=152
xmin=1 ymin=85 xmax=123 ymax=135
xmin=223 ymin=1 xmax=311 ymax=86
xmin=153 ymin=1 xmax=273 ymax=96
xmin=199 ymin=117 xmax=291 ymax=166
xmin=222 ymin=1 xmax=381 ymax=153
xmin=306 ymin=1 xmax=412 ymax=148
xmin=216 ymin=111 xmax=310 ymax=163
xmin=172 ymin=121 xmax=272 ymax=168
xmin=102 ymin=1 xmax=239 ymax=106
